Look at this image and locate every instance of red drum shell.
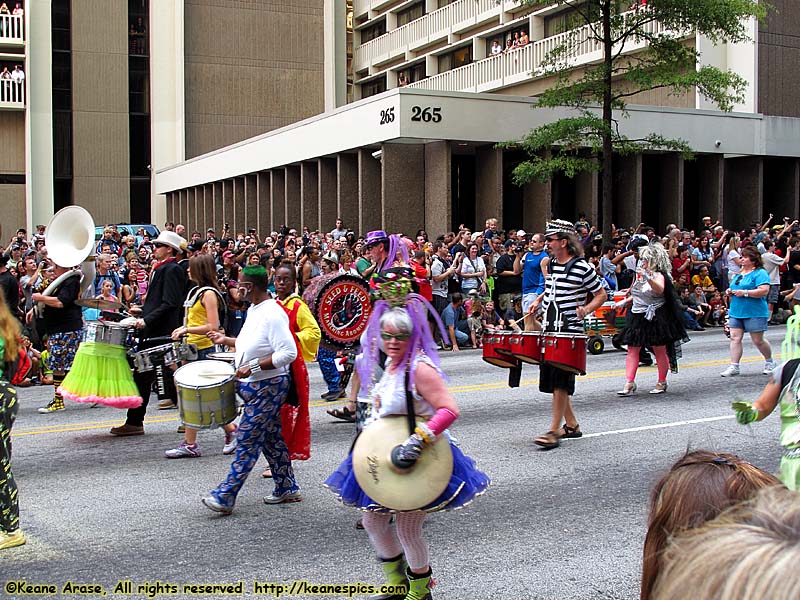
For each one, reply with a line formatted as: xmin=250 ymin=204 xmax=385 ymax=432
xmin=493 ymin=331 xmax=514 ymax=356
xmin=543 ymin=333 xmax=587 ymax=375
xmin=482 ymin=332 xmax=519 ymax=368
xmin=509 ymin=331 xmax=544 ymax=364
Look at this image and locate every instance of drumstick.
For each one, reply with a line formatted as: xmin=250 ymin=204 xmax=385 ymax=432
xmin=196 ymin=372 xmax=234 ymax=378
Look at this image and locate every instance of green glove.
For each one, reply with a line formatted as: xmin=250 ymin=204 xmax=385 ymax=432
xmin=732 ymin=400 xmax=758 ymax=425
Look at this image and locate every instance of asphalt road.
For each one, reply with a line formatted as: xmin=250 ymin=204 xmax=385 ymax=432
xmin=1 ymin=327 xmax=786 ymax=600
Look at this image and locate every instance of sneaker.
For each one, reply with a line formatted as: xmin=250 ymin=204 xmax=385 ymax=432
xmin=263 ymin=488 xmax=303 ymax=504
xmin=321 ymin=389 xmax=346 ymax=401
xmin=763 ymin=359 xmax=778 ymax=375
xmin=164 ymin=442 xmax=201 ymax=459
xmin=37 ymin=399 xmax=65 ymax=414
xmin=158 ymin=399 xmax=177 ymax=410
xmin=201 ymin=496 xmax=233 ymax=515
xmin=0 ymin=529 xmax=26 ymax=550
xmin=720 ymin=365 xmax=740 ymax=377
xmin=109 ymin=423 xmax=145 ymax=436
xmin=222 ymin=427 xmax=238 ymax=455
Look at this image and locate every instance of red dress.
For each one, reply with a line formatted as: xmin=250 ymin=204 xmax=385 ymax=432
xmin=279 ymin=301 xmax=311 ymax=461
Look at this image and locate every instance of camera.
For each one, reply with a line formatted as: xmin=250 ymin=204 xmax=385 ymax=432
xmin=224 ymin=223 xmax=229 ymax=229
xmin=515 ymin=244 xmax=526 ymax=253
xmin=249 ymin=228 xmax=256 ymax=234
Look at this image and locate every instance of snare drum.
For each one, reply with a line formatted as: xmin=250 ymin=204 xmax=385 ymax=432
xmin=174 ymin=360 xmax=238 ymax=429
xmin=510 ymin=331 xmax=544 ymax=364
xmin=132 ymin=342 xmax=198 ymax=373
xmin=208 ymin=352 xmax=236 ymax=363
xmin=83 ymin=321 xmax=135 ymax=348
xmin=543 ymin=333 xmax=587 ymax=375
xmin=482 ymin=332 xmax=519 ymax=368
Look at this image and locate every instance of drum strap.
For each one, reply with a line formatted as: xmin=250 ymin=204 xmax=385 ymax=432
xmin=404 ymin=369 xmax=416 ymax=436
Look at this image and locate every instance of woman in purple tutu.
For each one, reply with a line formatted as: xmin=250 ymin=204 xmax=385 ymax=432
xmin=325 ymin=270 xmax=489 ymax=600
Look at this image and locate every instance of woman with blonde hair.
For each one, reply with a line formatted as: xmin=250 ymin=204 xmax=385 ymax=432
xmin=0 ymin=292 xmax=23 ymax=549
xmin=640 ymin=450 xmax=780 ymax=600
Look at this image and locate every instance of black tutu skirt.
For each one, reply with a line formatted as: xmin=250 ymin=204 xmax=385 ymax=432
xmin=619 ymin=305 xmax=687 ymax=348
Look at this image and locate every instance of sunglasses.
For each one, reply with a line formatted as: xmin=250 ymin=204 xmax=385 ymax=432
xmin=380 ymin=332 xmax=411 ymax=341
xmin=153 ymin=242 xmax=166 ymax=248
xmin=734 ymin=275 xmax=743 ymax=285
xmin=545 ymin=236 xmax=560 ymax=243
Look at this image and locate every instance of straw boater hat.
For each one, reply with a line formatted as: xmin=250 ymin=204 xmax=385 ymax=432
xmin=544 ymin=219 xmax=576 ymax=237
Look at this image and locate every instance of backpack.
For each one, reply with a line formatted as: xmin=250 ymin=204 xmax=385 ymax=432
xmin=7 ymin=345 xmax=32 ymax=385
xmin=184 ymin=286 xmax=228 ymax=332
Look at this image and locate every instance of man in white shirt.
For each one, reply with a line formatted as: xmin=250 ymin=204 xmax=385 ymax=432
xmin=10 ymin=65 xmax=23 ymax=84
xmin=761 ymin=238 xmax=790 ymax=323
xmin=330 ymin=218 xmax=348 ymax=241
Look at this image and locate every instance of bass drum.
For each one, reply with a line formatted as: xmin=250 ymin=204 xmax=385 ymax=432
xmin=303 ymin=273 xmax=371 ymax=350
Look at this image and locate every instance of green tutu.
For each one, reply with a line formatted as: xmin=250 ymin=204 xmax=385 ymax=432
xmin=58 ymin=342 xmax=142 ymax=408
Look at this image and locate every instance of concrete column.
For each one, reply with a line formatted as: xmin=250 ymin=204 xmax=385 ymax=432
xmin=213 ymin=181 xmax=223 ymax=233
xmin=300 ymin=162 xmax=319 ymax=232
xmin=763 ymin=158 xmax=800 ymax=222
xmin=425 ymin=141 xmax=452 ymax=235
xmin=202 ymin=184 xmax=212 ymax=233
xmin=522 ymin=176 xmax=551 ymax=232
xmin=382 ymin=143 xmax=425 ymax=236
xmin=165 ymin=192 xmax=174 ymax=224
xmin=575 ymin=165 xmax=599 ymax=227
xmin=358 ymin=148 xmax=382 ymax=233
xmin=697 ymin=155 xmax=724 ymax=225
xmin=256 ymin=172 xmax=270 ymax=235
xmin=181 ymin=189 xmax=190 ymax=230
xmin=244 ymin=175 xmax=257 ymax=235
xmin=615 ymin=154 xmax=643 ymax=229
xmin=475 ymin=145 xmax=503 ymax=231
xmin=271 ymin=169 xmax=286 ymax=231
xmin=222 ymin=180 xmax=234 ymax=232
xmin=232 ymin=177 xmax=244 ymax=235
xmin=724 ymin=156 xmax=763 ymax=230
xmin=337 ymin=153 xmax=359 ymax=233
xmin=285 ymin=165 xmax=301 ymax=229
xmin=660 ymin=155 xmax=684 ymax=231
xmin=319 ymin=158 xmax=338 ymax=233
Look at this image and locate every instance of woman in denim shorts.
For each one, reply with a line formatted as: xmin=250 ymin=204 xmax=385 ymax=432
xmin=721 ymin=245 xmax=775 ymax=377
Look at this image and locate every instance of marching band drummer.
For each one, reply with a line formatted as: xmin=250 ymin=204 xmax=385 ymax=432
xmin=110 ymin=231 xmax=187 ymax=436
xmin=529 ymin=220 xmax=607 ymax=450
xmin=324 ymin=276 xmax=489 ymax=600
xmin=164 ymin=254 xmax=238 ymax=459
xmin=26 ymin=260 xmax=82 ymax=414
xmin=202 ymin=265 xmax=300 ymax=514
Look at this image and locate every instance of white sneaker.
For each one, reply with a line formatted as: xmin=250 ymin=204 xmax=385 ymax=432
xmin=720 ymin=365 xmax=740 ymax=377
xmin=763 ymin=360 xmax=778 ymax=375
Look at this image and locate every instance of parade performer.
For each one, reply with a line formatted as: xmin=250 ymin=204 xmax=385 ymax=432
xmin=0 ymin=294 xmax=23 ymax=550
xmin=530 ymin=220 xmax=607 ymax=449
xmin=325 ymin=273 xmax=489 ymax=600
xmin=165 ymin=254 xmax=237 ymax=458
xmin=202 ymin=265 xmax=300 ymax=514
xmin=110 ymin=231 xmax=187 ymax=436
xmin=26 ymin=263 xmax=82 ymax=413
xmin=615 ymin=243 xmax=687 ymax=396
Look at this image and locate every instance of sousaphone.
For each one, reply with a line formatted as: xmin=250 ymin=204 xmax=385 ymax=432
xmin=352 ymin=415 xmax=453 ymax=511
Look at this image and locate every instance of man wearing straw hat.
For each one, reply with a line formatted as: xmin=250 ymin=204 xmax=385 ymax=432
xmin=111 ymin=231 xmax=187 ymax=436
xmin=529 ymin=219 xmax=607 ymax=450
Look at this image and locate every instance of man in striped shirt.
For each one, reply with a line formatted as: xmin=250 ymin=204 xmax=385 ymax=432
xmin=530 ymin=220 xmax=607 ymax=449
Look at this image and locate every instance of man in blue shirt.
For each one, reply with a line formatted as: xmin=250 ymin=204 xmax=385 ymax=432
xmin=441 ymin=293 xmax=470 ymax=351
xmin=514 ymin=233 xmax=549 ymax=314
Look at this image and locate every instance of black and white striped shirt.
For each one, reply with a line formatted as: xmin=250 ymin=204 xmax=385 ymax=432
xmin=542 ymin=257 xmax=604 ymax=333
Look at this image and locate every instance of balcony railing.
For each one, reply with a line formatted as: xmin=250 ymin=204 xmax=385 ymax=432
xmin=354 ymin=0 xmax=502 ymax=72
xmin=0 ymin=14 xmax=24 ymax=44
xmin=0 ymin=79 xmax=25 ymax=108
xmin=406 ymin=14 xmax=679 ymax=94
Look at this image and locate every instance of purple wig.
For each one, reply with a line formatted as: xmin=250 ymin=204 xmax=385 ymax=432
xmin=379 ymin=234 xmax=409 ymax=271
xmin=357 ymin=293 xmax=449 ymax=392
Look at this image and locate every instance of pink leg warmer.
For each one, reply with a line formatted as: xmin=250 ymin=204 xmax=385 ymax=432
xmin=625 ymin=347 xmax=640 ymax=383
xmin=653 ymin=345 xmax=669 ymax=382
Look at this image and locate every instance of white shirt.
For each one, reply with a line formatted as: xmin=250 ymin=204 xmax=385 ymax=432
xmin=11 ymin=69 xmax=24 ymax=83
xmin=235 ymin=298 xmax=297 ymax=382
xmin=762 ymin=252 xmax=784 ymax=285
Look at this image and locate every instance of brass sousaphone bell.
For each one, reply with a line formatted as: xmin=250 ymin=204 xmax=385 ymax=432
xmin=352 ymin=415 xmax=454 ymax=511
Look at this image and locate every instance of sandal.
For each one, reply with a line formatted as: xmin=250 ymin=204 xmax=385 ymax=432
xmin=534 ymin=431 xmax=560 ymax=449
xmin=327 ymin=406 xmax=356 ymax=423
xmin=561 ymin=423 xmax=582 ymax=439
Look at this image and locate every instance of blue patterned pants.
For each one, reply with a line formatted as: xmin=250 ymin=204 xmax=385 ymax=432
xmin=317 ymin=347 xmax=340 ymax=393
xmin=0 ymin=381 xmax=19 ymax=533
xmin=210 ymin=374 xmax=297 ymax=508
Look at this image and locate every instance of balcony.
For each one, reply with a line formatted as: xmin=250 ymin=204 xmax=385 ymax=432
xmin=0 ymin=79 xmax=25 ymax=109
xmin=406 ymin=15 xmax=681 ymax=94
xmin=0 ymin=14 xmax=24 ymax=45
xmin=353 ymin=0 xmax=513 ymax=73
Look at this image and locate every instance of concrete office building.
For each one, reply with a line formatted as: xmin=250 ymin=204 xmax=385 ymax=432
xmin=0 ymin=0 xmax=326 ymax=231
xmin=155 ymin=0 xmax=800 ymax=235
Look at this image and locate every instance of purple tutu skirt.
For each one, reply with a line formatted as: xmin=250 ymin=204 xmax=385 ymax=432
xmin=324 ymin=441 xmax=490 ymax=513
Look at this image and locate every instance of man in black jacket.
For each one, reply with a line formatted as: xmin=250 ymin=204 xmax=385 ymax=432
xmin=111 ymin=231 xmax=187 ymax=436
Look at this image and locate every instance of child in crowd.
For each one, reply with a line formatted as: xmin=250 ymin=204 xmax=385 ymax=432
xmin=480 ymin=300 xmax=504 ymax=332
xmin=505 ymin=294 xmax=524 ymax=330
xmin=708 ymin=290 xmax=726 ymax=327
xmin=467 ymin=296 xmax=484 ymax=348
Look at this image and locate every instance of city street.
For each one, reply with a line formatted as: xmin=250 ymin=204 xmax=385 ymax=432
xmin=2 ymin=328 xmax=785 ymax=599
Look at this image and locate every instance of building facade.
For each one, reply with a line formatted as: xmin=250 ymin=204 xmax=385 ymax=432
xmin=0 ymin=0 xmax=326 ymax=232
xmin=155 ymin=1 xmax=800 ymax=236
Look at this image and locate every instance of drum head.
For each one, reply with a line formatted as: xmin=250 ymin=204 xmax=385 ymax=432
xmin=207 ymin=352 xmax=236 ymax=362
xmin=304 ymin=274 xmax=371 ymax=350
xmin=175 ymin=359 xmax=234 ymax=386
xmin=352 ymin=415 xmax=453 ymax=512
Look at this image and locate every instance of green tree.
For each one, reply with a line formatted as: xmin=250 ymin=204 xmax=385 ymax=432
xmin=506 ymin=0 xmax=768 ymax=237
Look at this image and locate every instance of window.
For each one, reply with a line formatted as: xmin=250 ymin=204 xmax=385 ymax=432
xmin=397 ymin=2 xmax=425 ymax=27
xmin=361 ymin=19 xmax=386 ymax=43
xmin=361 ymin=75 xmax=387 ymax=98
xmin=129 ymin=56 xmax=149 ymax=114
xmin=545 ymin=8 xmax=585 ymax=37
xmin=438 ymin=45 xmax=472 ymax=72
xmin=438 ymin=0 xmax=457 ymax=7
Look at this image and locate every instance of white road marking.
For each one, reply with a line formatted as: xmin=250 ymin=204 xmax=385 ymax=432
xmin=580 ymin=415 xmax=735 ymax=438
